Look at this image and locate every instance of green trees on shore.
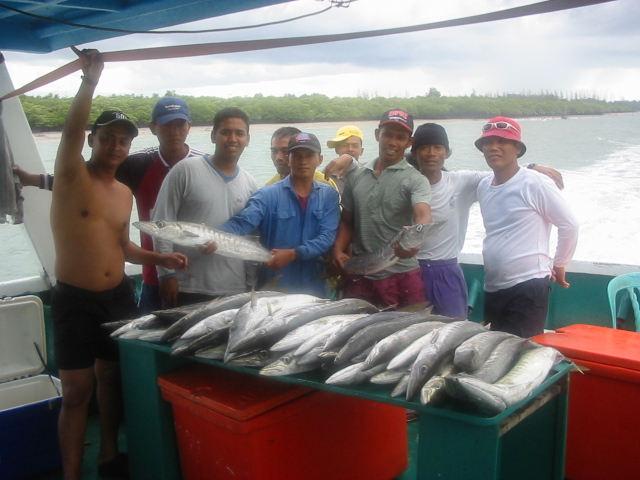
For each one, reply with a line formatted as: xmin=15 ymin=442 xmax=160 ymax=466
xmin=19 ymin=91 xmax=638 ymax=131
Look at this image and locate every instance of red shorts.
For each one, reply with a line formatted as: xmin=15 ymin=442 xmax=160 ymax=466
xmin=343 ymin=268 xmax=425 ymax=309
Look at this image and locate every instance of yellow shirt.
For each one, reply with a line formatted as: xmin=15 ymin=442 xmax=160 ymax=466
xmin=265 ymin=170 xmax=339 ymax=192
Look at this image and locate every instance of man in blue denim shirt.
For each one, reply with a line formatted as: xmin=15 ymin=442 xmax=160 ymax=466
xmin=219 ymin=132 xmax=340 ymax=297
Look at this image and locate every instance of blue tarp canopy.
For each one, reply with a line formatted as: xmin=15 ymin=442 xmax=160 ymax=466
xmin=0 ymin=0 xmax=291 ymax=53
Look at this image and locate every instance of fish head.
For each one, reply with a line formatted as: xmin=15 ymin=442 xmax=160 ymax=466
xmin=133 ymin=221 xmax=204 ymax=244
xmin=398 ymin=221 xmax=447 ymax=250
xmin=134 ymin=221 xmax=181 ymax=239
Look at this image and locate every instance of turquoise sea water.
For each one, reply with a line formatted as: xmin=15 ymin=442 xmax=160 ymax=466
xmin=2 ymin=113 xmax=640 ymax=283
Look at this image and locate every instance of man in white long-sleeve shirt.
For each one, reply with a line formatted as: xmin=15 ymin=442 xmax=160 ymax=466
xmin=476 ymin=116 xmax=579 ymax=337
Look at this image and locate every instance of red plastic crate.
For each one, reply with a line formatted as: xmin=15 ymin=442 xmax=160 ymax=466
xmin=159 ymin=364 xmax=408 ymax=480
xmin=534 ymin=324 xmax=640 ymax=480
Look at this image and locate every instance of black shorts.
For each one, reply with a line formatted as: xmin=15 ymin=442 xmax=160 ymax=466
xmin=52 ymin=278 xmax=139 ymax=370
xmin=483 ymin=276 xmax=550 ymax=338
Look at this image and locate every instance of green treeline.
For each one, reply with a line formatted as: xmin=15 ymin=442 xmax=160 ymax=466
xmin=19 ymin=90 xmax=639 ymax=131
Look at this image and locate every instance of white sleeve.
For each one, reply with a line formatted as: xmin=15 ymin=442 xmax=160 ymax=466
xmin=533 ymin=179 xmax=579 ymax=267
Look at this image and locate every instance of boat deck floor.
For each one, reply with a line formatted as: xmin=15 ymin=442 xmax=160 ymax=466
xmin=26 ymin=413 xmax=127 ymax=480
xmin=26 ymin=415 xmax=419 ymax=479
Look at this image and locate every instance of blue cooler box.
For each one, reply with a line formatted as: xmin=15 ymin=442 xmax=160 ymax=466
xmin=0 ymin=295 xmax=62 ymax=479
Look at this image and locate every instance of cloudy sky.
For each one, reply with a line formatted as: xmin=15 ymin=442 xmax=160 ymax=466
xmin=3 ymin=0 xmax=639 ymax=101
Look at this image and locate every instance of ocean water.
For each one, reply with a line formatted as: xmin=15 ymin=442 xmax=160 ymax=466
xmin=2 ymin=112 xmax=640 ymax=283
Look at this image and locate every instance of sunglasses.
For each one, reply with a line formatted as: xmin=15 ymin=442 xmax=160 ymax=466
xmin=482 ymin=121 xmax=520 ymax=134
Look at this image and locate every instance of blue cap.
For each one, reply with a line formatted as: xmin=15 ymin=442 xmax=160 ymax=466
xmin=152 ymin=97 xmax=190 ymax=125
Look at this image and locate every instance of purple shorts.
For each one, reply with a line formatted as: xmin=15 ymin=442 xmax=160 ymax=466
xmin=343 ymin=268 xmax=426 ymax=309
xmin=419 ymin=258 xmax=468 ymax=318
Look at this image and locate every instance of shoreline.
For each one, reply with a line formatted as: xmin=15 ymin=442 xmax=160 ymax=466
xmin=30 ymin=111 xmax=639 ymax=141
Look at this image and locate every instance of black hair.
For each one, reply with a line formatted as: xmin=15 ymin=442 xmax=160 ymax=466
xmin=271 ymin=126 xmax=301 ymax=142
xmin=213 ymin=107 xmax=250 ymax=133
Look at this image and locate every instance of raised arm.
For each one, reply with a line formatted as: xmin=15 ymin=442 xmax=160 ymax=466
xmin=323 ymin=154 xmax=358 ymax=181
xmin=54 ymin=49 xmax=103 ymax=182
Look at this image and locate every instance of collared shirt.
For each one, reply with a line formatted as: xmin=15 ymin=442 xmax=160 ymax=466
xmin=220 ymin=175 xmax=340 ymax=297
xmin=265 ymin=170 xmax=339 ymax=191
xmin=342 ymin=157 xmax=432 ymax=279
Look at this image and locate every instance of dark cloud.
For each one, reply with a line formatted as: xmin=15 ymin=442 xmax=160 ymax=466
xmin=3 ymin=0 xmax=638 ymax=100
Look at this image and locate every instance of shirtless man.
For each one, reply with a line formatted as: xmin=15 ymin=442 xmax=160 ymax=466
xmin=13 ymin=96 xmax=205 ymax=314
xmin=50 ymin=50 xmax=187 ymax=480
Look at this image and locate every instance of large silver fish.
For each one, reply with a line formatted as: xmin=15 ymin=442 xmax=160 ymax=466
xmin=175 ymin=309 xmax=240 ymax=344
xmin=227 ymin=293 xmax=324 ymax=355
xmin=0 ymin=101 xmax=23 ymax=224
xmin=133 ymin=220 xmax=272 ymax=262
xmin=194 ymin=343 xmax=228 ymax=360
xmin=323 ymin=311 xmax=412 ymax=352
xmin=444 ymin=346 xmax=563 ymax=415
xmin=419 ymin=355 xmax=459 ymax=407
xmin=464 ymin=336 xmax=528 ymax=383
xmin=325 ymin=362 xmax=387 ymax=386
xmin=108 ymin=314 xmax=163 ymax=336
xmin=334 ymin=312 xmax=448 ymax=365
xmin=386 ymin=323 xmax=446 ymax=371
xmin=259 ymin=352 xmax=319 ymax=376
xmin=171 ymin=309 xmax=240 ymax=357
xmin=231 ymin=298 xmax=379 ymax=354
xmin=370 ymin=368 xmax=407 ymax=385
xmin=406 ymin=320 xmax=485 ymax=400
xmin=160 ymin=290 xmax=281 ymax=343
xmin=271 ymin=314 xmax=367 ymax=353
xmin=453 ymin=330 xmax=513 ymax=373
xmin=362 ymin=321 xmax=450 ymax=371
xmin=226 ymin=348 xmax=289 ymax=368
xmin=344 ymin=221 xmax=446 ymax=276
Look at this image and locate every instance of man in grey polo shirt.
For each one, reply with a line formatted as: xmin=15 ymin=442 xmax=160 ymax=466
xmin=331 ymin=109 xmax=432 ymax=309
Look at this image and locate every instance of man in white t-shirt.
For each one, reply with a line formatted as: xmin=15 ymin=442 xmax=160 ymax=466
xmin=409 ymin=123 xmax=563 ymax=319
xmin=475 ymin=116 xmax=579 ymax=337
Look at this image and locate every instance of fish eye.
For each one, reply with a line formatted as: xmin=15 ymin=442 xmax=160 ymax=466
xmin=416 ymin=225 xmax=424 ymax=231
xmin=284 ymin=356 xmax=292 ymax=365
xmin=155 ymin=221 xmax=165 ymax=228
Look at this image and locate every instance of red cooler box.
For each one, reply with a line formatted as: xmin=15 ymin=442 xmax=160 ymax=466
xmin=158 ymin=363 xmax=408 ymax=480
xmin=533 ymin=324 xmax=640 ymax=480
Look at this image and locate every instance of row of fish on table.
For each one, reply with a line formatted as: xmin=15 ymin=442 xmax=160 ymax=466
xmin=106 ymin=291 xmax=565 ymax=416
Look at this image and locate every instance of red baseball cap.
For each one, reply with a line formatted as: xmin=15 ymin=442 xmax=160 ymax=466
xmin=379 ymin=109 xmax=414 ymax=134
xmin=474 ymin=116 xmax=526 ymax=157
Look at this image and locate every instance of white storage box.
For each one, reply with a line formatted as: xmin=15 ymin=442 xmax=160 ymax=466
xmin=0 ymin=295 xmax=62 ymax=479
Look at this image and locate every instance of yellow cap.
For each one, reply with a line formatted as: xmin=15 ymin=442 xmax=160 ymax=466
xmin=327 ymin=125 xmax=364 ymax=148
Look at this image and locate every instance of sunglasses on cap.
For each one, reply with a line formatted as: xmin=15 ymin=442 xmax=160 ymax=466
xmin=482 ymin=121 xmax=520 ymax=134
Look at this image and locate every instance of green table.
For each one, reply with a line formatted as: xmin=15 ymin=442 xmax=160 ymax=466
xmin=117 ymin=338 xmax=571 ymax=480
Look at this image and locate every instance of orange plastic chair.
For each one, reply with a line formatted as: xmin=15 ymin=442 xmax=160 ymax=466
xmin=607 ymin=273 xmax=640 ymax=331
